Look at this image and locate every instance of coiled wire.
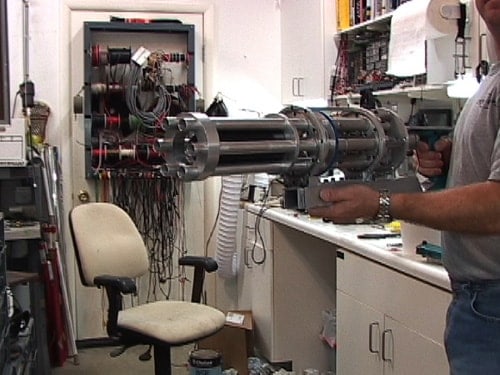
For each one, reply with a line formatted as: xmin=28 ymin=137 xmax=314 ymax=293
xmin=125 ymin=62 xmax=171 ymax=127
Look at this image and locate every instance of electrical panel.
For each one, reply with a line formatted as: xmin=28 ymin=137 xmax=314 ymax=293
xmin=83 ymin=21 xmax=196 ymax=178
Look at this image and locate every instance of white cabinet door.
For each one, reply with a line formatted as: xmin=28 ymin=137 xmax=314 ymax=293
xmin=384 ymin=316 xmax=449 ymax=375
xmin=337 ymin=291 xmax=449 ymax=375
xmin=337 ymin=249 xmax=450 ymax=375
xmin=281 ymin=0 xmax=328 ymax=104
xmin=337 ymin=290 xmax=384 ymax=375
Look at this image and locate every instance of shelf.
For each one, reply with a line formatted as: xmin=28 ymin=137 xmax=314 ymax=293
xmin=337 ymin=12 xmax=392 ymax=36
xmin=6 ymin=271 xmax=39 ymax=287
xmin=333 ymin=84 xmax=449 ymax=101
xmin=4 ymin=221 xmax=40 ymax=241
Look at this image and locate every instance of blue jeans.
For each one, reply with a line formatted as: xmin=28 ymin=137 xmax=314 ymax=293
xmin=445 ymin=280 xmax=500 ymax=375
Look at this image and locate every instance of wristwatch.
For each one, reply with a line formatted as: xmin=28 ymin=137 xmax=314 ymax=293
xmin=375 ymin=189 xmax=392 ymax=223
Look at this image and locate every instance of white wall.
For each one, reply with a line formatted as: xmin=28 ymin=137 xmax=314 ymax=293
xmin=206 ymin=0 xmax=282 ymax=311
xmin=7 ymin=0 xmax=61 ymax=142
xmin=211 ymin=0 xmax=282 ymax=115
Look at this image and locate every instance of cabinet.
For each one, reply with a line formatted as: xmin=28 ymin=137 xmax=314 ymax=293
xmin=281 ymin=0 xmax=336 ymax=104
xmin=240 ymin=210 xmax=336 ymax=372
xmin=336 ymin=249 xmax=451 ymax=375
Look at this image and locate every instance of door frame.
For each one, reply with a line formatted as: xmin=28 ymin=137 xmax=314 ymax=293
xmin=59 ymin=0 xmax=215 ymax=338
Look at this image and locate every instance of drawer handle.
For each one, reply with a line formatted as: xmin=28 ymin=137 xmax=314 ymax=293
xmin=382 ymin=329 xmax=394 ymax=362
xmin=368 ymin=322 xmax=380 ymax=353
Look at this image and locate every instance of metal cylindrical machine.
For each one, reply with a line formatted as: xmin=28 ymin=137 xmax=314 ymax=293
xmin=156 ymin=106 xmax=416 ymax=185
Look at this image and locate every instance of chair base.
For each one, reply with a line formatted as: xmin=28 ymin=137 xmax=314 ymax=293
xmin=76 ymin=337 xmax=121 ymax=349
xmin=154 ymin=344 xmax=172 ymax=375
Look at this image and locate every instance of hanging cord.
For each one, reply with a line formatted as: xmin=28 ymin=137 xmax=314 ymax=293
xmin=111 ymin=176 xmax=185 ymax=302
xmin=205 ymin=186 xmax=223 ymax=258
xmin=250 ymin=183 xmax=273 ymax=265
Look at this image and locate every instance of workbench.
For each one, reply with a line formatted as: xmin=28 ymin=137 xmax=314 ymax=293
xmin=242 ymin=204 xmax=451 ymax=375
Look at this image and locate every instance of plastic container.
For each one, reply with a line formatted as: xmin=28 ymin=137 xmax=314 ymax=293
xmin=189 ymin=349 xmax=222 ymax=375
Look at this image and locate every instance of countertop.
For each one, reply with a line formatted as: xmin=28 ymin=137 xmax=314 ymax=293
xmin=246 ymin=204 xmax=451 ymax=292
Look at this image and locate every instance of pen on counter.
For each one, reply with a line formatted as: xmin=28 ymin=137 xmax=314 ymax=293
xmin=357 ymin=233 xmax=401 ymax=239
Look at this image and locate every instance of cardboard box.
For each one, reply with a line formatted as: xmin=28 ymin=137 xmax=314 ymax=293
xmin=198 ymin=310 xmax=254 ymax=375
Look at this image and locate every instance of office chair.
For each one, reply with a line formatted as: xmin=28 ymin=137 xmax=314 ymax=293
xmin=69 ymin=202 xmax=226 ymax=375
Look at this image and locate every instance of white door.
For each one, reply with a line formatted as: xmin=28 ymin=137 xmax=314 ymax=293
xmin=383 ymin=316 xmax=449 ymax=375
xmin=69 ymin=8 xmax=205 ymax=340
xmin=337 ymin=290 xmax=384 ymax=375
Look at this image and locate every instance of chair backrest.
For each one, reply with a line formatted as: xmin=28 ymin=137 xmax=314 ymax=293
xmin=69 ymin=202 xmax=149 ymax=287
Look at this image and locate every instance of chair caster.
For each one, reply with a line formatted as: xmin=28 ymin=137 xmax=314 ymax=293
xmin=110 ymin=345 xmax=128 ymax=357
xmin=139 ymin=345 xmax=152 ymax=361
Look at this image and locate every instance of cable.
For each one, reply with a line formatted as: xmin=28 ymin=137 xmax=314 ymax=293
xmin=250 ymin=183 xmax=273 ymax=265
xmin=205 ymin=187 xmax=223 ymax=258
xmin=111 ymin=176 xmax=185 ymax=301
xmin=125 ymin=62 xmax=172 ymax=126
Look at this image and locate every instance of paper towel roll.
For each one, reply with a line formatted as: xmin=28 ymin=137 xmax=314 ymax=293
xmin=424 ymin=0 xmax=459 ymax=39
xmin=387 ymin=0 xmax=459 ymax=77
xmin=394 ymin=0 xmax=459 ymax=40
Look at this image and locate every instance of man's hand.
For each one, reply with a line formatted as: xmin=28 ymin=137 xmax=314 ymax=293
xmin=308 ymin=185 xmax=380 ymax=223
xmin=415 ymin=138 xmax=452 ymax=177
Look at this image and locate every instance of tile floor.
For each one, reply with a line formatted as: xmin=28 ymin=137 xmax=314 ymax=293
xmin=51 ymin=345 xmax=192 ymax=375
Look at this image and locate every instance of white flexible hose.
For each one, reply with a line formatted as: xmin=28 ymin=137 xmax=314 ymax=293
xmin=215 ymin=175 xmax=244 ymax=279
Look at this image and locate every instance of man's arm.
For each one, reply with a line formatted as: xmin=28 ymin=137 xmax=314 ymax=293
xmin=392 ymin=180 xmax=500 ymax=234
xmin=308 ymin=180 xmax=500 ymax=235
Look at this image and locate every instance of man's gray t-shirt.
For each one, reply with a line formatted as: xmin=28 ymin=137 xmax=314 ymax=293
xmin=442 ymin=63 xmax=500 ymax=281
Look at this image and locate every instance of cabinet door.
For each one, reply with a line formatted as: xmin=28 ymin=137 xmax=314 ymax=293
xmin=337 ymin=290 xmax=384 ymax=375
xmin=281 ymin=0 xmax=326 ymax=104
xmin=383 ymin=316 xmax=449 ymax=375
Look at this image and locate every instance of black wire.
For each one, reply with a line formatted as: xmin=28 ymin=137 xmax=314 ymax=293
xmin=11 ymin=91 xmax=20 ymax=118
xmin=251 ymin=185 xmax=272 ymax=265
xmin=111 ymin=176 xmax=184 ymax=302
xmin=205 ymin=183 xmax=224 ymax=258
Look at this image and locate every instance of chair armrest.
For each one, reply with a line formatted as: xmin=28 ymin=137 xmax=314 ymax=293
xmin=94 ymin=275 xmax=137 ymax=294
xmin=179 ymin=256 xmax=218 ymax=273
xmin=93 ymin=275 xmax=137 ymax=337
xmin=178 ymin=256 xmax=218 ymax=303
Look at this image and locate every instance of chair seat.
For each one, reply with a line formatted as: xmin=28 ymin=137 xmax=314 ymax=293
xmin=117 ymin=301 xmax=226 ymax=345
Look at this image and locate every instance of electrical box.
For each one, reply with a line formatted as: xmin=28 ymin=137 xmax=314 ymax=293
xmin=83 ymin=20 xmax=196 ymax=178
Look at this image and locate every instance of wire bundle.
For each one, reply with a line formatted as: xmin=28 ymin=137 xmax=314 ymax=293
xmin=125 ymin=62 xmax=172 ymax=126
xmin=111 ymin=176 xmax=185 ymax=301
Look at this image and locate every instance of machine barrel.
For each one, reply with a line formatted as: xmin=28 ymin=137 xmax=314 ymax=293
xmin=156 ymin=106 xmax=410 ymax=182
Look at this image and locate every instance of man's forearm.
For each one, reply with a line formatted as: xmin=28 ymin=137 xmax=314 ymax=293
xmin=391 ymin=181 xmax=500 ymax=234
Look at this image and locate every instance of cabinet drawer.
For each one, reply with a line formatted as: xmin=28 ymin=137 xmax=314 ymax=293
xmin=337 ymin=249 xmax=451 ymax=344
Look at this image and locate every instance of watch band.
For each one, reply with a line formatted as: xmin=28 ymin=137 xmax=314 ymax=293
xmin=376 ymin=189 xmax=392 ymax=223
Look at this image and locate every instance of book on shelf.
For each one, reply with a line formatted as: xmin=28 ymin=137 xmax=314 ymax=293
xmin=337 ymin=0 xmax=409 ymax=31
xmin=337 ymin=0 xmax=351 ymax=30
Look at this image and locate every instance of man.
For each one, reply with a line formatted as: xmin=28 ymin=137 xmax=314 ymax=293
xmin=308 ymin=0 xmax=500 ymax=373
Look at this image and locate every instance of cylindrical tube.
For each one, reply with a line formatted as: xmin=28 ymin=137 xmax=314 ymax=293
xmin=337 ymin=138 xmax=378 ymax=152
xmin=218 ymin=140 xmax=297 ymax=155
